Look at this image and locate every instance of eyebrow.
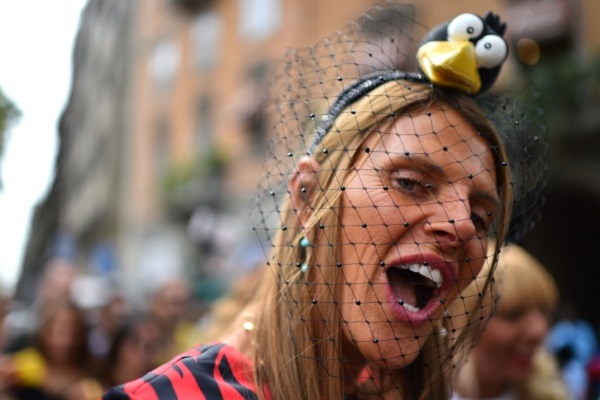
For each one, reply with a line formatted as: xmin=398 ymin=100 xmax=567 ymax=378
xmin=476 ymin=191 xmax=502 ymax=210
xmin=401 ymin=154 xmax=447 ymax=179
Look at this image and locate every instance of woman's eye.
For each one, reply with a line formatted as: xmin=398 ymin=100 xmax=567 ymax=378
xmin=498 ymin=308 xmax=524 ymax=321
xmin=471 ymin=212 xmax=488 ymax=231
xmin=396 ymin=178 xmax=420 ymax=191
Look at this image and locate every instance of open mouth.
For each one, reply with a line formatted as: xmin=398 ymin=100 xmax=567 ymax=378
xmin=386 ymin=264 xmax=442 ymax=313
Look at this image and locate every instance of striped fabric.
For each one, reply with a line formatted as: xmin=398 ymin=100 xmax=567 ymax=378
xmin=102 ymin=343 xmax=262 ymax=399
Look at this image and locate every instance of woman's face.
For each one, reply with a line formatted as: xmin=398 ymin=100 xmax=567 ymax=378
xmin=118 ymin=321 xmax=162 ymax=377
xmin=473 ymin=306 xmax=550 ymax=384
xmin=43 ymin=307 xmax=85 ymax=364
xmin=336 ymin=103 xmax=499 ymax=369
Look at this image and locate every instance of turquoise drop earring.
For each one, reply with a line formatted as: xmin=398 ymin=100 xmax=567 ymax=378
xmin=299 ymin=237 xmax=310 ymax=273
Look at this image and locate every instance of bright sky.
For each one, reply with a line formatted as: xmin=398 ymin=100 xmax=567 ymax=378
xmin=0 ymin=1 xmax=88 ymax=293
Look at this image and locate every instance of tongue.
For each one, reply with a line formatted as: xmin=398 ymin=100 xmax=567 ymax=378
xmin=386 ymin=268 xmax=418 ymax=308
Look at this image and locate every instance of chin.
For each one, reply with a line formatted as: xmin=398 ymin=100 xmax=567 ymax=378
xmin=350 ymin=328 xmax=426 ymax=371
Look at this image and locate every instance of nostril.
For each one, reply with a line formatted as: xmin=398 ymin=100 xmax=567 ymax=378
xmin=432 ymin=228 xmax=457 ymax=243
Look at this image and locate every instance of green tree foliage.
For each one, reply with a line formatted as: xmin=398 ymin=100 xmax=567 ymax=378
xmin=0 ymin=87 xmax=21 ymax=189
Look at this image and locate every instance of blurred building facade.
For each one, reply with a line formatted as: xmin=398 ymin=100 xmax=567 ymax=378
xmin=16 ymin=0 xmax=600 ymax=321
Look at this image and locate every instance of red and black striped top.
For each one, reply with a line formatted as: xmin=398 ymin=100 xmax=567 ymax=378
xmin=102 ymin=343 xmax=264 ymax=400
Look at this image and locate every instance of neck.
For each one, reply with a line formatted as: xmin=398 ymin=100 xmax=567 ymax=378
xmin=220 ymin=306 xmax=258 ymax=360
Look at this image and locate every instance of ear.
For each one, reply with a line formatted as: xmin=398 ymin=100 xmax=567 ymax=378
xmin=289 ymin=156 xmax=321 ymax=212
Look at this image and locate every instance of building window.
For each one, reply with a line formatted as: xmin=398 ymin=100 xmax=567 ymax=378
xmin=239 ymin=0 xmax=280 ymax=41
xmin=190 ymin=11 xmax=221 ymax=71
xmin=149 ymin=39 xmax=180 ymax=93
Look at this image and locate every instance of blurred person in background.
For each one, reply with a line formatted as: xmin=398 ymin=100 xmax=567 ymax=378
xmin=2 ymin=257 xmax=78 ymax=355
xmin=452 ymin=244 xmax=568 ymax=400
xmin=146 ymin=276 xmax=196 ymax=363
xmin=0 ymin=301 xmax=103 ymax=399
xmin=547 ymin=302 xmax=598 ymax=400
xmin=86 ymin=292 xmax=133 ymax=366
xmin=101 ymin=316 xmax=162 ymax=389
xmin=587 ymin=353 xmax=600 ymax=400
xmin=34 ymin=258 xmax=78 ymax=318
xmin=193 ymin=264 xmax=264 ymax=344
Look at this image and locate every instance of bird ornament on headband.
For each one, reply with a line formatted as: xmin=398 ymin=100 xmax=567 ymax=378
xmin=417 ymin=12 xmax=508 ymax=94
xmin=312 ymin=11 xmax=510 ymax=149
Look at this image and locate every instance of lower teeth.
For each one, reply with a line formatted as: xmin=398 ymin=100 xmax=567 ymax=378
xmin=397 ymin=298 xmax=420 ymax=313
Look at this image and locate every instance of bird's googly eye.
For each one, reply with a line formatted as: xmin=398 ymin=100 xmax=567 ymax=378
xmin=447 ymin=14 xmax=484 ymax=41
xmin=475 ymin=35 xmax=508 ymax=68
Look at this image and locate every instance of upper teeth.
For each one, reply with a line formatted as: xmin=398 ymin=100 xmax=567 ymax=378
xmin=401 ymin=263 xmax=443 ymax=288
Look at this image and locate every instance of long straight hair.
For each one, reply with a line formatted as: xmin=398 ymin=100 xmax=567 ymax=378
xmin=251 ymin=80 xmax=513 ymax=400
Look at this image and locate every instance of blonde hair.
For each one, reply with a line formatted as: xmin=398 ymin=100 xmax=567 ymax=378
xmin=251 ymin=80 xmax=513 ymax=400
xmin=494 ymin=245 xmax=558 ymax=316
xmin=494 ymin=245 xmax=566 ymax=400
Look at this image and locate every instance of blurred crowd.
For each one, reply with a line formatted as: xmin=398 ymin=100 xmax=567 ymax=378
xmin=0 ymin=250 xmax=599 ymax=400
xmin=0 ymin=255 xmax=216 ymax=400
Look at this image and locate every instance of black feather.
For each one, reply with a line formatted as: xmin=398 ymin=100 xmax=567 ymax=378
xmin=483 ymin=11 xmax=506 ymax=36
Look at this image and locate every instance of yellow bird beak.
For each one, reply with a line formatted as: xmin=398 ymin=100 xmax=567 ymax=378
xmin=417 ymin=40 xmax=481 ymax=94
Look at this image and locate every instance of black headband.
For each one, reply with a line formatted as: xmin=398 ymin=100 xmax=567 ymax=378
xmin=310 ymin=70 xmax=429 ymax=151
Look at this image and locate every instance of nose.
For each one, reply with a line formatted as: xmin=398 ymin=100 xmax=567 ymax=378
xmin=425 ymin=199 xmax=477 ymax=246
xmin=522 ymin=308 xmax=549 ymax=344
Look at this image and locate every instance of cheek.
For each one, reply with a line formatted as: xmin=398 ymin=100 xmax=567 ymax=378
xmin=339 ymin=300 xmax=426 ymax=369
xmin=456 ymin=240 xmax=489 ymax=292
xmin=347 ymin=191 xmax=425 ymax=252
xmin=339 ymin=266 xmax=380 ymax=310
xmin=479 ymin=320 xmax=518 ymax=353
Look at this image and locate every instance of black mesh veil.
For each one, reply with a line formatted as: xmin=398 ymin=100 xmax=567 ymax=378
xmin=475 ymin=91 xmax=548 ymax=243
xmin=249 ymin=2 xmax=547 ymax=399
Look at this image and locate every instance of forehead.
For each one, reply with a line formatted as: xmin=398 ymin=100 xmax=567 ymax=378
xmin=373 ymin=103 xmax=489 ymax=155
xmin=363 ymin=103 xmax=498 ymax=190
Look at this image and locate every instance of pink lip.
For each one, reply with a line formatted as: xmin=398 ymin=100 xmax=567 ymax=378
xmin=382 ymin=253 xmax=458 ymax=328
